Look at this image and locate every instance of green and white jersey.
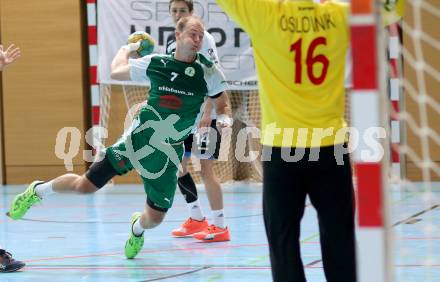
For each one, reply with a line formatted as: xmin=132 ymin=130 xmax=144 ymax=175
xmin=128 ymin=53 xmax=227 ymax=142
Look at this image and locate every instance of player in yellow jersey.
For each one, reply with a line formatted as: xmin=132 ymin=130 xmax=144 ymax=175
xmin=216 ymin=1 xmax=356 ymax=281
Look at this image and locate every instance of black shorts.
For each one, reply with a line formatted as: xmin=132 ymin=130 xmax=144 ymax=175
xmin=184 ymin=119 xmax=221 ymax=160
xmin=262 ymin=144 xmax=355 ymax=225
xmin=262 ymin=145 xmax=353 ymax=192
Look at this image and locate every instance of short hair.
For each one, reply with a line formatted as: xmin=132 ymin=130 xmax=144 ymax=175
xmin=169 ymin=0 xmax=194 ymax=12
xmin=176 ymin=15 xmax=203 ymax=32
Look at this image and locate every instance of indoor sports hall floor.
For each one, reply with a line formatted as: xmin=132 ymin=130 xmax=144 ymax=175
xmin=1 ymin=182 xmax=439 ymax=281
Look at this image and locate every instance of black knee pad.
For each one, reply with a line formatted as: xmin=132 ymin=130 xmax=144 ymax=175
xmin=85 ymin=154 xmax=118 ymax=189
xmin=178 ymin=173 xmax=198 ymax=203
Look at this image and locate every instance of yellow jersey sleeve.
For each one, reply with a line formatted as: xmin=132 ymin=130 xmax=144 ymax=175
xmin=217 ymin=0 xmax=350 ymax=148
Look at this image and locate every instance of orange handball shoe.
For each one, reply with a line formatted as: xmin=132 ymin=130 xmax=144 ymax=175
xmin=171 ymin=217 xmax=209 ymax=237
xmin=193 ymin=225 xmax=230 ymax=242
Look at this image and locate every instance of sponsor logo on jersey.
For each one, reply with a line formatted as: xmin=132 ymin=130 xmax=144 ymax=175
xmin=117 ymin=160 xmax=126 ymax=168
xmin=158 ymin=85 xmax=194 ymax=96
xmin=159 ymin=95 xmax=183 ymax=110
xmin=185 ymin=67 xmax=195 ymax=77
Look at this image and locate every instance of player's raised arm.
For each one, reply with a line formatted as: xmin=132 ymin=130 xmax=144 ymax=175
xmin=215 ymin=0 xmax=272 ymax=35
xmin=110 ymin=42 xmax=140 ymax=81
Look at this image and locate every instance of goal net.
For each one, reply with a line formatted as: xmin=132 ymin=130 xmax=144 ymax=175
xmin=389 ymin=0 xmax=440 ymax=281
xmin=347 ymin=0 xmax=440 ymax=281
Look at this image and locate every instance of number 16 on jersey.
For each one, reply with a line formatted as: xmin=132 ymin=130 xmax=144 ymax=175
xmin=290 ymin=37 xmax=329 ymax=85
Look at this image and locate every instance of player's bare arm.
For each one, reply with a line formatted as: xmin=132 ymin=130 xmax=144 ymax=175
xmin=211 ymin=92 xmax=232 ymax=130
xmin=198 ymin=99 xmax=214 ymax=131
xmin=110 ymin=42 xmax=140 ymax=81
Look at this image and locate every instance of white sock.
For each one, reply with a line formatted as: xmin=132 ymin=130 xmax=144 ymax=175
xmin=188 ymin=199 xmax=204 ymax=221
xmin=132 ymin=218 xmax=144 ymax=236
xmin=35 ymin=181 xmax=54 ymax=199
xmin=212 ymin=209 xmax=225 ymax=228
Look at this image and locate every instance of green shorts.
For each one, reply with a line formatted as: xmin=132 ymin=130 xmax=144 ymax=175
xmin=106 ymin=117 xmax=184 ymax=210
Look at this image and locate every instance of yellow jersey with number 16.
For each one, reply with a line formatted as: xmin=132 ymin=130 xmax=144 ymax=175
xmin=216 ymin=0 xmax=350 ymax=148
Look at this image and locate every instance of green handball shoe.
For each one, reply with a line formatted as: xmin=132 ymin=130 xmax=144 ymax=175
xmin=124 ymin=212 xmax=144 ymax=259
xmin=9 ymin=180 xmax=43 ymax=220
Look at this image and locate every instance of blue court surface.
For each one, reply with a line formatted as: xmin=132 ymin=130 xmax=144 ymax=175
xmin=1 ymin=182 xmax=439 ymax=281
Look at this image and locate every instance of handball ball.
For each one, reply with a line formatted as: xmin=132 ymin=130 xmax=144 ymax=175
xmin=127 ymin=31 xmax=155 ymax=57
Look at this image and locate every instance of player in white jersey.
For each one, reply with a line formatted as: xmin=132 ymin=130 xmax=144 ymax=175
xmin=165 ymin=0 xmax=230 ymax=243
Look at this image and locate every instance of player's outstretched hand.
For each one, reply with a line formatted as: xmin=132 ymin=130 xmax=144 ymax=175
xmin=0 ymin=44 xmax=21 ymax=71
